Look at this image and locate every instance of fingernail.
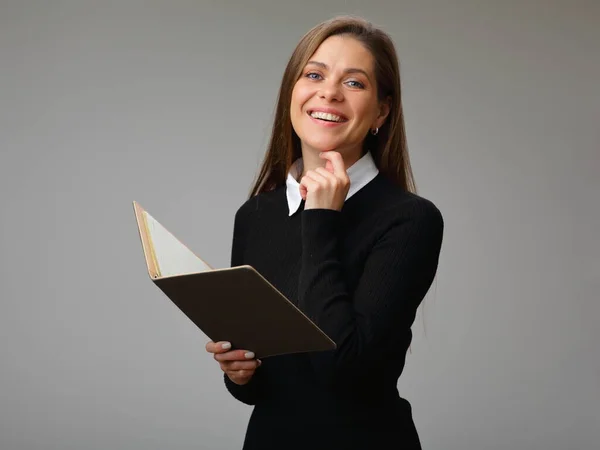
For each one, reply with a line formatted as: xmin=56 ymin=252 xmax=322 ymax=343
xmin=245 ymin=351 xmax=255 ymax=359
xmin=257 ymin=359 xmax=262 ymax=366
xmin=221 ymin=342 xmax=231 ymax=350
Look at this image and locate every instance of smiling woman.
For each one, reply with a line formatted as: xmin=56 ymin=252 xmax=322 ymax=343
xmin=204 ymin=15 xmax=444 ymax=450
xmin=290 ymin=35 xmax=390 ymax=172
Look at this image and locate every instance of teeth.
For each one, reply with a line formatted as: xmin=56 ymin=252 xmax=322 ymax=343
xmin=310 ymin=111 xmax=344 ymax=122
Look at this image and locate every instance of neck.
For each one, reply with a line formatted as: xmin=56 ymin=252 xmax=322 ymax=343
xmin=299 ymin=145 xmax=364 ymax=178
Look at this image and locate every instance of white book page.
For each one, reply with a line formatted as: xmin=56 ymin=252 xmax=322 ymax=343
xmin=144 ymin=211 xmax=212 ymax=277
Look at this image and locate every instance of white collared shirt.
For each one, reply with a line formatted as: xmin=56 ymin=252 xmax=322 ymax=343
xmin=285 ymin=151 xmax=379 ymax=216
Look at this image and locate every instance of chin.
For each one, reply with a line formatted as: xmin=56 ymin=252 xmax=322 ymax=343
xmin=302 ymin=137 xmax=343 ymax=153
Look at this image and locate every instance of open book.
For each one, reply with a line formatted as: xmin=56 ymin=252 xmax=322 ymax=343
xmin=132 ymin=201 xmax=336 ymax=359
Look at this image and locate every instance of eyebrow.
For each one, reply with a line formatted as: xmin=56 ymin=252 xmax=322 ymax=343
xmin=306 ymin=60 xmax=371 ymax=81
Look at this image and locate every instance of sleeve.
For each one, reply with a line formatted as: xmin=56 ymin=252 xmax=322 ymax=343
xmin=222 ymin=204 xmax=264 ymax=405
xmin=298 ymin=199 xmax=444 ymax=387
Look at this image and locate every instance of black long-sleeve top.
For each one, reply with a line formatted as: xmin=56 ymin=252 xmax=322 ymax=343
xmin=223 ymin=173 xmax=444 ymax=450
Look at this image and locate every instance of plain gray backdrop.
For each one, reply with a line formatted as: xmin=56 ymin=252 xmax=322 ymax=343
xmin=1 ymin=1 xmax=598 ymax=449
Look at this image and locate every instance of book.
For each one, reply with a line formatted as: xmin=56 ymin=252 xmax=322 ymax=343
xmin=132 ymin=201 xmax=336 ymax=359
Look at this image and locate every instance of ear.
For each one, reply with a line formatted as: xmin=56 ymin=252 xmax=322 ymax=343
xmin=374 ymin=96 xmax=391 ymax=129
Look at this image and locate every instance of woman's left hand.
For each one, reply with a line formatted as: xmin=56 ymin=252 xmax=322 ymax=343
xmin=300 ymin=151 xmax=351 ymax=211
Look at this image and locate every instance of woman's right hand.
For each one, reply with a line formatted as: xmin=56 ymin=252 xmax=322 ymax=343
xmin=205 ymin=340 xmax=262 ymax=386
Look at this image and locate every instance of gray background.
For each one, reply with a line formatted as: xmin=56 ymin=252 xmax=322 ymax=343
xmin=1 ymin=0 xmax=598 ymax=449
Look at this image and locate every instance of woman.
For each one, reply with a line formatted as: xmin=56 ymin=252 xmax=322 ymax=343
xmin=205 ymin=15 xmax=443 ymax=449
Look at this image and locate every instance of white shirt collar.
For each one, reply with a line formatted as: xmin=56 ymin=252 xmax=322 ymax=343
xmin=285 ymin=151 xmax=379 ymax=216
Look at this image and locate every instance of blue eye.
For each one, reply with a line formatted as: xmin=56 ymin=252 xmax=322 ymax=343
xmin=305 ymin=72 xmax=322 ymax=80
xmin=346 ymin=80 xmax=365 ymax=89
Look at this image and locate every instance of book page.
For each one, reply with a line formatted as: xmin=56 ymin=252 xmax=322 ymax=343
xmin=143 ymin=210 xmax=212 ymax=277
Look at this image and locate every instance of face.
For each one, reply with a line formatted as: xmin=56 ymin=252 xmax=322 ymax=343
xmin=290 ymin=35 xmax=389 ymax=159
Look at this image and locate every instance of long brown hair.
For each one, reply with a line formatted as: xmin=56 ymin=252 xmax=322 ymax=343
xmin=248 ymin=16 xmax=416 ymax=198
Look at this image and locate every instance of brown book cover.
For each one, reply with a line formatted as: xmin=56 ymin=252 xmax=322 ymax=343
xmin=132 ymin=201 xmax=336 ymax=359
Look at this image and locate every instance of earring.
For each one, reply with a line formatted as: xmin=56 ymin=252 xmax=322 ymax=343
xmin=371 ymin=127 xmax=379 ymax=136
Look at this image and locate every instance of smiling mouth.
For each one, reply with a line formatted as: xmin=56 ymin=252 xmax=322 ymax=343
xmin=308 ymin=110 xmax=348 ymax=123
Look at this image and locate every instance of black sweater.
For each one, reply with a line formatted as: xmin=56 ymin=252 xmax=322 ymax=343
xmin=223 ymin=173 xmax=444 ymax=450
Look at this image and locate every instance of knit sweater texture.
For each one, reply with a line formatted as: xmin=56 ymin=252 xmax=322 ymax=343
xmin=224 ymin=173 xmax=444 ymax=450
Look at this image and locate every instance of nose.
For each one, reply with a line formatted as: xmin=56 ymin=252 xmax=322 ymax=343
xmin=318 ymin=80 xmax=343 ymax=102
